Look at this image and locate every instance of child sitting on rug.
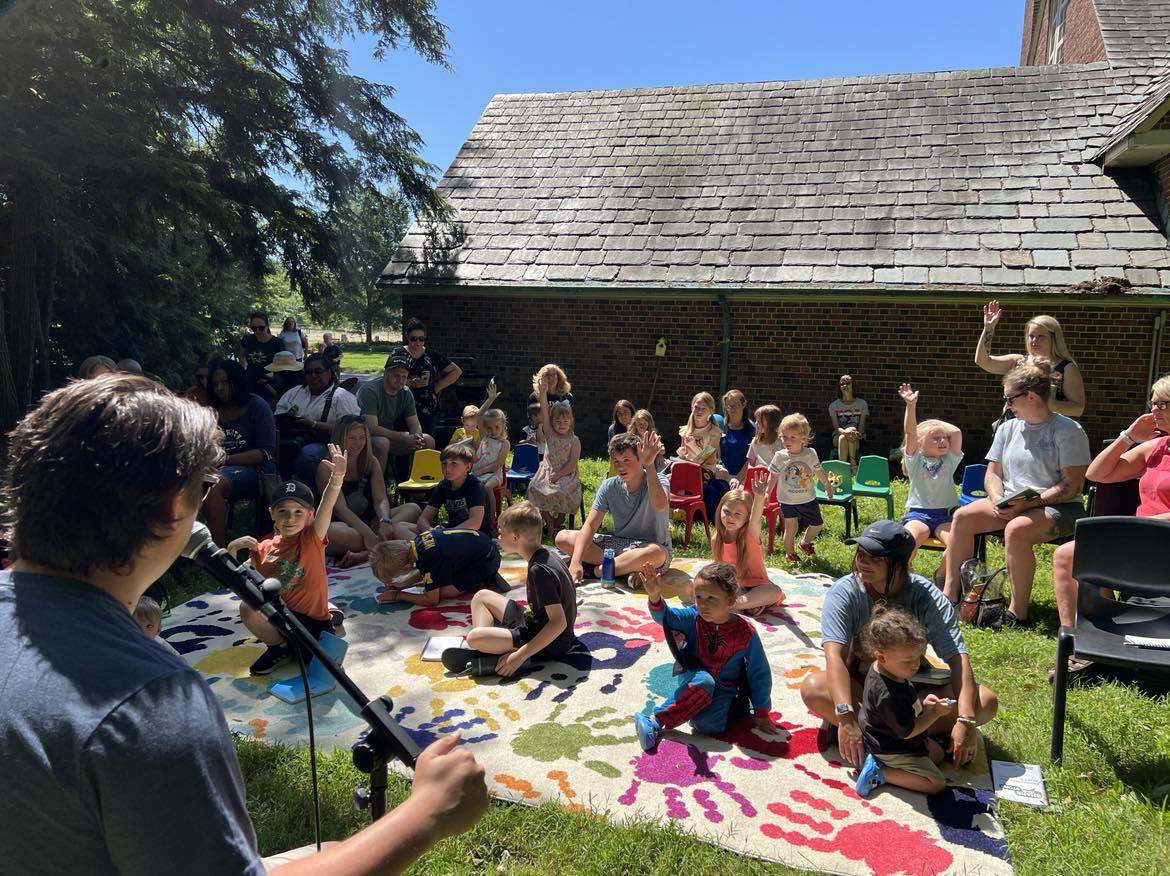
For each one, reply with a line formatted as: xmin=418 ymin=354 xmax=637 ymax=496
xmin=768 ymin=413 xmax=833 ymax=565
xmin=712 ymin=474 xmax=786 ymax=616
xmin=227 ymin=443 xmax=347 ymax=676
xmin=633 ymin=560 xmax=773 ymax=751
xmin=371 ymin=527 xmax=506 ymax=607
xmin=897 ymin=383 xmax=963 ymax=552
xmin=441 ymin=501 xmax=578 ymax=677
xmin=855 ymin=605 xmax=952 ymax=798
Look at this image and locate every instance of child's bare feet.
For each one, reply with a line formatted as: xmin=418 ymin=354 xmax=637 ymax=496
xmin=339 ymin=550 xmax=369 ymax=568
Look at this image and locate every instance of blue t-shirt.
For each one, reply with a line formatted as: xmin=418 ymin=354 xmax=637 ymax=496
xmin=0 ymin=571 xmax=263 ymax=874
xmin=720 ymin=422 xmax=756 ymax=475
xmin=821 ymin=572 xmax=967 ymax=661
xmin=592 ymin=471 xmax=672 ymax=551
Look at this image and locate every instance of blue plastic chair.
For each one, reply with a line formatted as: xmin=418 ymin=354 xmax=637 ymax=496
xmin=959 ymin=464 xmax=988 ymax=507
xmin=505 ymin=443 xmax=540 ymax=495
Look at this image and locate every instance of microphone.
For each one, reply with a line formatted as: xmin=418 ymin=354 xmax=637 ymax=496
xmin=182 ymin=522 xmax=282 ymax=617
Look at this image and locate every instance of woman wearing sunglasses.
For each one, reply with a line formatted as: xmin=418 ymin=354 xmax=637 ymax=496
xmin=1047 ymin=375 xmax=1170 ymax=679
xmin=941 ymin=359 xmax=1091 ymax=628
xmin=391 ymin=317 xmax=462 ymax=435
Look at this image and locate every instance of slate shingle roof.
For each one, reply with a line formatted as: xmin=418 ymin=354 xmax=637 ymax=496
xmin=384 ymin=63 xmax=1170 ymax=293
xmin=1095 ymin=0 xmax=1170 ymax=68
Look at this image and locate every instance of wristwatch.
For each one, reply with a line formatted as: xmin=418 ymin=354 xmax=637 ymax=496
xmin=834 ymin=703 xmax=854 ymax=716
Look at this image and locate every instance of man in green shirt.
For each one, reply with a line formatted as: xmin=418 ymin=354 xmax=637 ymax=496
xmin=357 ymin=354 xmax=436 ymax=473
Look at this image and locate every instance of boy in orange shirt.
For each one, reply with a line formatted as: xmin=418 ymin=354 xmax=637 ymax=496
xmin=229 ymin=444 xmax=346 ymax=675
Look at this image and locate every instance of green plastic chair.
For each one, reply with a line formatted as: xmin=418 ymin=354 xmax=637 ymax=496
xmin=852 ymin=454 xmax=895 ymax=520
xmin=815 ymin=459 xmax=859 ymax=539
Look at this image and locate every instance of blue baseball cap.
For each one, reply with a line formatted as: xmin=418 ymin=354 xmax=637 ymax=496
xmin=845 ymin=520 xmax=916 ymax=562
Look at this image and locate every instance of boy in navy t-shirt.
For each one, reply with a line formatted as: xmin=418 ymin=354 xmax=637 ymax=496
xmin=371 ymin=526 xmax=505 ymax=607
xmin=412 ymin=443 xmax=494 ymax=535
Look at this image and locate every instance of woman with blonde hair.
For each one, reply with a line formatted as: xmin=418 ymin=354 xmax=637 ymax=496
xmin=528 ymin=363 xmax=573 ymax=406
xmin=975 ymin=300 xmax=1085 ymax=417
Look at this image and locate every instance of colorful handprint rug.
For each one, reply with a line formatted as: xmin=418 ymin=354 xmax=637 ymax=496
xmin=166 ymin=557 xmax=1011 ymax=876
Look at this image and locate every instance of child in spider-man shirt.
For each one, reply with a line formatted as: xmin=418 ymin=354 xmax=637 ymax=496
xmin=633 ymin=560 xmax=774 ymax=751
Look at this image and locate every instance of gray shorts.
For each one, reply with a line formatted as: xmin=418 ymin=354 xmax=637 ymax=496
xmin=1045 ymin=501 xmax=1086 ymax=539
xmin=593 ymin=533 xmax=673 ymax=572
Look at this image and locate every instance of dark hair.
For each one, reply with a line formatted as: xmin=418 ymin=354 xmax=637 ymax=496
xmin=248 ymin=310 xmax=269 ymax=326
xmin=527 ymin=402 xmax=541 ymax=416
xmin=195 ymin=351 xmax=223 ymax=374
xmin=440 ymin=443 xmax=474 ymax=464
xmin=611 ymin=399 xmax=635 ymax=435
xmin=694 ymin=561 xmax=741 ymax=597
xmin=852 ymin=550 xmax=912 ymax=596
xmin=209 ymin=360 xmax=251 ymax=407
xmin=303 ymin=352 xmax=334 ymax=383
xmin=282 ymin=316 xmax=297 ymax=332
xmin=404 ymin=317 xmax=426 ymax=336
xmin=2 ymin=375 xmax=223 ymax=576
xmin=608 ymin=432 xmax=641 ymax=459
xmin=860 ymin=605 xmax=927 ymax=654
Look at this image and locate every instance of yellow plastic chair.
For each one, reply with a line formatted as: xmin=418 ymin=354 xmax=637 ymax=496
xmin=395 ymin=450 xmax=442 ymax=502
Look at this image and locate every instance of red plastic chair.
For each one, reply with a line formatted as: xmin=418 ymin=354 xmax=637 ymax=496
xmin=744 ymin=465 xmax=783 ymax=554
xmin=668 ymin=461 xmax=711 ymax=547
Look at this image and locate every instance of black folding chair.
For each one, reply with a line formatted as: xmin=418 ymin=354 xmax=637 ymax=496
xmin=1051 ymin=517 xmax=1170 ymax=761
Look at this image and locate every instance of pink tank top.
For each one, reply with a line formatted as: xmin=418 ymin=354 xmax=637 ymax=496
xmin=718 ymin=534 xmax=770 ymax=587
xmin=1138 ymin=436 xmax=1170 ymax=517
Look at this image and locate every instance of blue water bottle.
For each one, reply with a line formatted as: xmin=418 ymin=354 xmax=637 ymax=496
xmin=600 ymin=548 xmax=616 ymax=589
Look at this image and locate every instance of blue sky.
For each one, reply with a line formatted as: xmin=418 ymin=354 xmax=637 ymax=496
xmin=349 ymin=0 xmax=1026 ymax=178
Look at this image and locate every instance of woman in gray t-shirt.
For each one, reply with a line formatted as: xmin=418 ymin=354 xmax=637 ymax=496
xmin=941 ymin=360 xmax=1090 ymax=627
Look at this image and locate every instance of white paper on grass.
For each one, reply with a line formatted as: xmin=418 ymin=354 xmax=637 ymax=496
xmin=421 ymin=635 xmax=465 ymax=661
xmin=991 ymin=760 xmax=1048 ymax=807
xmin=1123 ymin=635 xmax=1170 ymax=649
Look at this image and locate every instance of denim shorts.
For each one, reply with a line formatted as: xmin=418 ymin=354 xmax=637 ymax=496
xmin=900 ymin=507 xmax=953 ymax=536
xmin=593 ymin=533 xmax=673 ymax=572
xmin=220 ymin=465 xmax=259 ymax=500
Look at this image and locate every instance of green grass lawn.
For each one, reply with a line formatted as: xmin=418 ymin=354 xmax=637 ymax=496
xmin=179 ymin=459 xmax=1169 ymax=874
xmin=338 ymin=349 xmax=389 ymax=374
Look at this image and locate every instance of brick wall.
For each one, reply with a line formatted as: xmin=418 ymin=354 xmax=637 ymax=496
xmin=1020 ymin=0 xmax=1106 ymax=65
xmin=402 ymin=291 xmax=1170 ymax=463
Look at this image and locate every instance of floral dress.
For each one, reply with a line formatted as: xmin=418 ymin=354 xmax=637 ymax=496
xmin=527 ymin=432 xmax=581 ymax=514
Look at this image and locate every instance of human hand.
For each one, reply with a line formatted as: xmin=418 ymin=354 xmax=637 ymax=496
xmin=640 ymin=430 xmax=664 ymax=467
xmin=408 ymin=731 xmax=489 ymax=840
xmin=486 ymin=377 xmax=499 ymax=401
xmin=992 ymin=499 xmax=1022 ymax=521
xmin=639 ymin=560 xmax=663 ymax=602
xmin=838 ymin=716 xmax=864 ymax=766
xmin=321 ymin=443 xmax=347 ymax=481
xmin=730 ymin=477 xmax=743 ymax=492
xmin=1127 ymin=412 xmax=1159 ymax=443
xmin=227 ymin=536 xmax=258 ymax=556
xmin=983 ymin=300 xmax=1002 ymax=331
xmin=752 ymin=711 xmax=775 ymax=731
xmin=375 ymin=587 xmax=401 ymax=604
xmin=951 ymin=721 xmax=978 ymax=767
xmin=898 ymin=382 xmax=919 ymax=405
xmin=495 ymin=650 xmax=527 ymax=678
xmin=378 ymin=519 xmax=396 ymax=540
xmin=569 ymin=559 xmax=584 ymax=585
xmin=923 ymin=694 xmax=954 ymax=718
xmin=298 ymin=416 xmax=316 ymax=430
xmin=544 ymin=372 xmax=558 ymax=392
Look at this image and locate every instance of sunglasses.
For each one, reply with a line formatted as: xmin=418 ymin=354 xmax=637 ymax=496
xmin=407 ymin=335 xmax=426 ymax=343
xmin=1003 ymin=391 xmax=1028 ymax=405
xmin=249 ymin=324 xmax=266 ymax=331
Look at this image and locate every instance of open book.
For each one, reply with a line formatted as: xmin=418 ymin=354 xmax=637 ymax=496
xmin=421 ymin=635 xmax=465 ymax=661
xmin=996 ymin=487 xmax=1041 ymax=508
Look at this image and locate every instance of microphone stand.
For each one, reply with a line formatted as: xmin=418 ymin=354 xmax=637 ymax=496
xmin=183 ymin=538 xmax=419 ymax=821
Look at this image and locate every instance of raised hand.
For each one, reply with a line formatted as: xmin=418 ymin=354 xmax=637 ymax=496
xmin=983 ymin=300 xmax=1002 ymax=331
xmin=640 ymin=430 xmax=664 ymax=467
xmin=1127 ymin=412 xmax=1159 ymax=443
xmin=898 ymin=382 xmax=919 ymax=405
xmin=321 ymin=443 xmax=347 ymax=481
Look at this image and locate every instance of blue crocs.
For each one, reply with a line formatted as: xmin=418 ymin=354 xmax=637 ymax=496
xmin=634 ymin=712 xmax=662 ymax=752
xmin=855 ymin=754 xmax=886 ymax=798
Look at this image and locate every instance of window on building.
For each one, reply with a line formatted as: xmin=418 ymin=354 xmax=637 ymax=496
xmin=1048 ymin=0 xmax=1070 ymax=63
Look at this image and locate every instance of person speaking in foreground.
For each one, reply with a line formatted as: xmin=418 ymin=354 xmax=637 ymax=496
xmin=0 ymin=374 xmax=487 ymax=875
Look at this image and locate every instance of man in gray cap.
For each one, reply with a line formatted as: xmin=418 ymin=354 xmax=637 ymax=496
xmin=356 ymin=354 xmax=435 ymax=473
xmin=799 ymin=520 xmax=998 ymax=772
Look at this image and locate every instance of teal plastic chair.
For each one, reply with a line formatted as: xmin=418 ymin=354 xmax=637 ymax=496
xmin=852 ymin=454 xmax=895 ymax=520
xmin=816 ymin=460 xmax=859 ymax=539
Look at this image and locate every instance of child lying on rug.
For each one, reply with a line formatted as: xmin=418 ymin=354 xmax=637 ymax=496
xmin=227 ymin=445 xmax=347 ymax=676
xmin=633 ymin=560 xmax=774 ymax=751
xmin=855 ymin=605 xmax=951 ymax=798
xmin=441 ymin=501 xmax=578 ymax=677
xmin=370 ymin=528 xmax=507 ymax=607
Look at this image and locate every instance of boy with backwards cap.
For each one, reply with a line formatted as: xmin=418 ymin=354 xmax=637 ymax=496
xmin=228 ymin=443 xmax=347 ymax=675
